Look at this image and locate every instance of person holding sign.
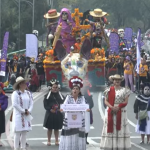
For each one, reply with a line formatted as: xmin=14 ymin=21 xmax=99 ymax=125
xmin=59 ymin=76 xmax=90 ymax=150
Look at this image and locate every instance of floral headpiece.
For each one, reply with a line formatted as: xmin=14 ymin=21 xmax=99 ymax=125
xmin=49 ymin=78 xmax=60 ymax=89
xmin=69 ymin=76 xmax=83 ymax=89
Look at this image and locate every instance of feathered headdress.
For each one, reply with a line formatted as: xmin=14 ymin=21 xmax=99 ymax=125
xmin=69 ymin=76 xmax=83 ymax=89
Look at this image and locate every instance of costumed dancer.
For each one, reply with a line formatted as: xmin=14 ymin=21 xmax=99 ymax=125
xmin=59 ymin=76 xmax=90 ymax=150
xmin=0 ymin=83 xmax=8 ymax=147
xmin=44 ymin=9 xmax=60 ymax=48
xmin=11 ymin=77 xmax=33 ymax=150
xmin=58 ymin=8 xmax=76 ymax=53
xmin=43 ymin=79 xmax=64 ymax=146
xmin=134 ymin=83 xmax=150 ymax=144
xmin=100 ymin=74 xmax=131 ymax=150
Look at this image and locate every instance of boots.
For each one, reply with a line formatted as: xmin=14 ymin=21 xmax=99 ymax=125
xmin=85 ymin=133 xmax=89 ymax=144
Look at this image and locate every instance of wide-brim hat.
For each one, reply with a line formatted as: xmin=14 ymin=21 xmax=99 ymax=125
xmin=90 ymin=8 xmax=107 ymax=17
xmin=44 ymin=9 xmax=60 ymax=19
xmin=13 ymin=76 xmax=30 ymax=90
xmin=109 ymin=74 xmax=124 ymax=82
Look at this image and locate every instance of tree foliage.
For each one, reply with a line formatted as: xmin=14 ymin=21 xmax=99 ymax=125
xmin=1 ymin=0 xmax=150 ymax=51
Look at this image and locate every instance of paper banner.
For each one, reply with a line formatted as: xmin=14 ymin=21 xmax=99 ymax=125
xmin=109 ymin=32 xmax=119 ymax=54
xmin=26 ymin=34 xmax=38 ymax=60
xmin=0 ymin=32 xmax=9 ymax=76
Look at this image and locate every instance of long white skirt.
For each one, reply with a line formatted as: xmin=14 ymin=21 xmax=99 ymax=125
xmin=100 ymin=107 xmax=131 ymax=150
xmin=135 ymin=111 xmax=150 ymax=134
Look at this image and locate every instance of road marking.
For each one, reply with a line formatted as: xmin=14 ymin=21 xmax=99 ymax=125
xmin=1 ymin=136 xmax=145 ymax=141
xmin=98 ymin=92 xmax=104 ymax=120
xmin=98 ymin=92 xmax=146 ymax=150
xmin=5 ymin=86 xmax=48 ymax=149
xmin=32 ymin=124 xmax=95 ymax=130
xmin=131 ymin=142 xmax=148 ymax=150
xmin=98 ymin=92 xmax=137 ymax=128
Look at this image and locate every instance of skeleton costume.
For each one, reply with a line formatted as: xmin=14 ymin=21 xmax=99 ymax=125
xmin=134 ymin=83 xmax=150 ymax=135
xmin=59 ymin=76 xmax=87 ymax=150
xmin=58 ymin=8 xmax=76 ymax=53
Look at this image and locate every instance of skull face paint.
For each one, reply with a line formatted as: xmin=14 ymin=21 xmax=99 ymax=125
xmin=62 ymin=11 xmax=68 ymax=21
xmin=144 ymin=86 xmax=150 ymax=96
xmin=118 ymin=29 xmax=125 ymax=38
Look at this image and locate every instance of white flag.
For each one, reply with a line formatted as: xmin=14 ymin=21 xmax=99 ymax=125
xmin=136 ymin=29 xmax=141 ymax=74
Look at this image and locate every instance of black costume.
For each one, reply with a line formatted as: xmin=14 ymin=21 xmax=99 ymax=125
xmin=43 ymin=91 xmax=64 ymax=130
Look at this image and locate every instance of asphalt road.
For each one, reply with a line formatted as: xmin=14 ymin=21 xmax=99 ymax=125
xmin=1 ymin=86 xmax=150 ymax=150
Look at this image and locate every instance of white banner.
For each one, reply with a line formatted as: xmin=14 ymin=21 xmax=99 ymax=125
xmin=26 ymin=34 xmax=38 ymax=60
xmin=60 ymin=104 xmax=89 ymax=112
xmin=67 ymin=112 xmax=82 ymax=128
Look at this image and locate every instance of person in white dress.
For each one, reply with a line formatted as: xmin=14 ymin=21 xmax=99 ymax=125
xmin=59 ymin=76 xmax=90 ymax=150
xmin=12 ymin=76 xmax=33 ymax=150
xmin=100 ymin=74 xmax=131 ymax=150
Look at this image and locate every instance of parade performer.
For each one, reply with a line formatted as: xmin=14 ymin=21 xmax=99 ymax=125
xmin=100 ymin=74 xmax=131 ymax=150
xmin=134 ymin=83 xmax=150 ymax=144
xmin=124 ymin=56 xmax=135 ymax=92
xmin=85 ymin=8 xmax=109 ymax=48
xmin=59 ymin=76 xmax=90 ymax=150
xmin=43 ymin=79 xmax=64 ymax=146
xmin=138 ymin=58 xmax=148 ymax=88
xmin=58 ymin=8 xmax=76 ymax=53
xmin=0 ymin=83 xmax=8 ymax=147
xmin=44 ymin=9 xmax=60 ymax=47
xmin=106 ymin=56 xmax=118 ymax=83
xmin=118 ymin=29 xmax=128 ymax=51
xmin=11 ymin=77 xmax=33 ymax=150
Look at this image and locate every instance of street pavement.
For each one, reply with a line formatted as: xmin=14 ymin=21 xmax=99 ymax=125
xmin=1 ymin=85 xmax=150 ymax=150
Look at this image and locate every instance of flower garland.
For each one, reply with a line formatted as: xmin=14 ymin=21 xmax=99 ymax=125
xmin=45 ymin=49 xmax=54 ymax=56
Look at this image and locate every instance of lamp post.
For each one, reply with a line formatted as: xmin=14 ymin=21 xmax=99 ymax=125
xmin=13 ymin=0 xmax=35 ymax=50
xmin=19 ymin=0 xmax=21 ymax=50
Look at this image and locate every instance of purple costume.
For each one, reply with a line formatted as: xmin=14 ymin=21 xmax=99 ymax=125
xmin=0 ymin=93 xmax=8 ymax=134
xmin=46 ymin=22 xmax=58 ymax=47
xmin=58 ymin=8 xmax=76 ymax=53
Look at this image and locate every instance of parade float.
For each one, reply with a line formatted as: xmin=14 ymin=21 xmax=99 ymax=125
xmin=43 ymin=8 xmax=108 ymax=87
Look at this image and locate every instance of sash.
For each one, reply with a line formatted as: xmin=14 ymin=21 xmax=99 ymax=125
xmin=107 ymin=86 xmax=127 ymax=133
xmin=107 ymin=86 xmax=115 ymax=133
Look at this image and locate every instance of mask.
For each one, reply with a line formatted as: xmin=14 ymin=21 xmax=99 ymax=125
xmin=118 ymin=29 xmax=125 ymax=38
xmin=62 ymin=11 xmax=68 ymax=21
xmin=144 ymin=86 xmax=150 ymax=96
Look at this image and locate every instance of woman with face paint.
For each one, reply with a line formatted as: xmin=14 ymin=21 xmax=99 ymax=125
xmin=134 ymin=83 xmax=150 ymax=144
xmin=59 ymin=76 xmax=89 ymax=150
xmin=100 ymin=74 xmax=131 ymax=150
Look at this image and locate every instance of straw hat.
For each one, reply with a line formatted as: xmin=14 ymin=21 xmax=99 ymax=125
xmin=13 ymin=76 xmax=30 ymax=90
xmin=44 ymin=9 xmax=60 ymax=19
xmin=89 ymin=9 xmax=107 ymax=17
xmin=109 ymin=74 xmax=124 ymax=82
